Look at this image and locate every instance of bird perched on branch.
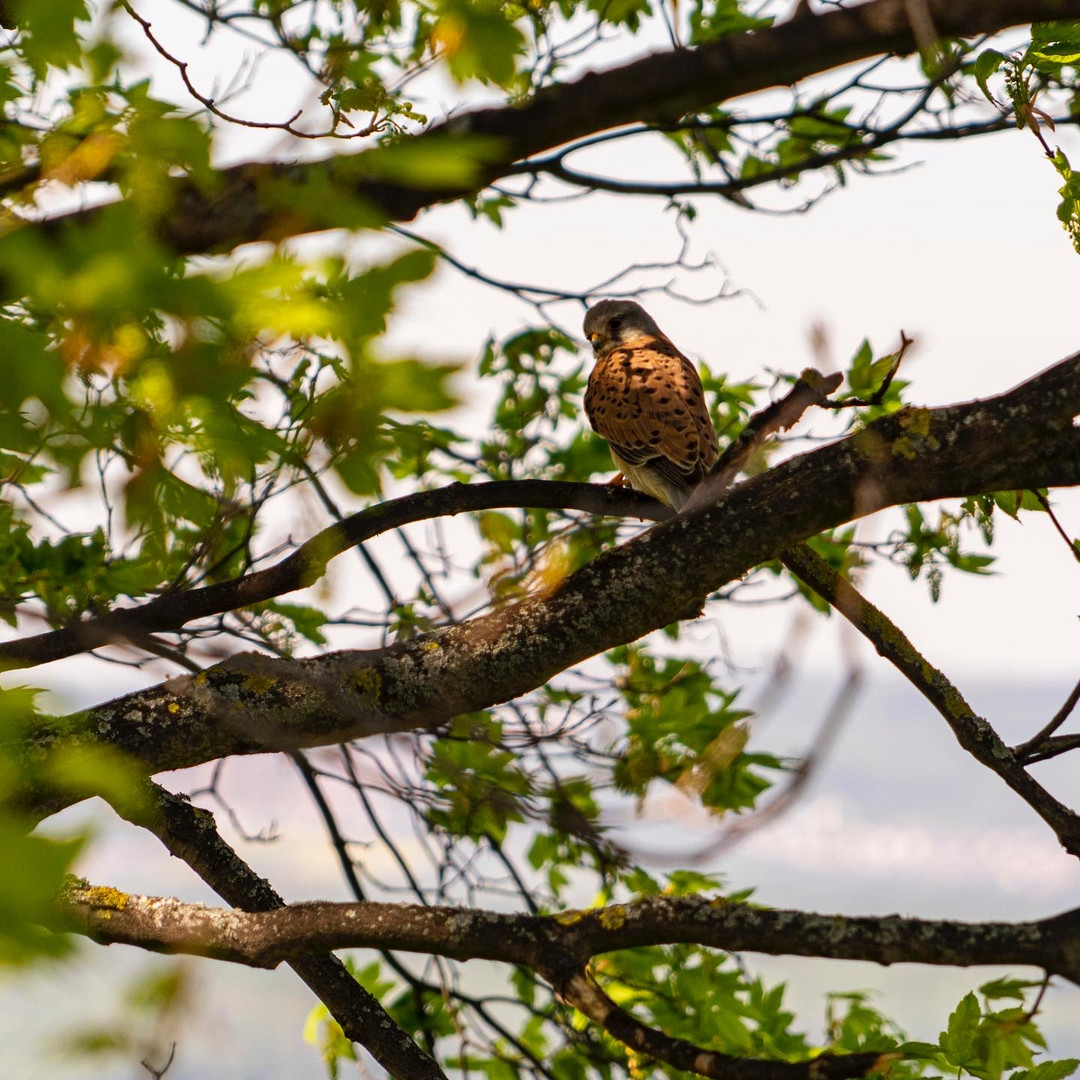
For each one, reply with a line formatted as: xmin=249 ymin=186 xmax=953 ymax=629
xmin=583 ymin=299 xmax=719 ymax=509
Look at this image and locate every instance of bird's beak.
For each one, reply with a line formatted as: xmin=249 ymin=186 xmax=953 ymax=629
xmin=588 ymin=332 xmax=603 ymax=349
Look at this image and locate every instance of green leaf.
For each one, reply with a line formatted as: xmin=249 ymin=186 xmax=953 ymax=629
xmin=433 ymin=0 xmax=525 ymax=86
xmin=980 ymin=980 xmax=1045 ymax=1002
xmin=254 ymin=601 xmax=330 ymax=648
xmin=688 ymin=0 xmax=772 ymax=45
xmin=0 ymin=822 xmax=83 ymax=965
xmin=1011 ymin=1060 xmax=1080 ymax=1080
xmin=587 ymin=0 xmax=651 ymax=29
xmin=304 ymin=1002 xmax=358 ymax=1080
xmin=425 ymin=724 xmax=533 ymax=843
xmin=1029 ymin=43 xmax=1080 ymax=63
xmin=348 ymin=134 xmax=506 ymax=188
xmin=1029 ymin=21 xmax=1080 ymax=65
xmin=9 ymin=0 xmax=90 ymax=76
xmin=941 ymin=991 xmax=981 ymax=1067
xmin=974 ymin=49 xmax=1006 ymax=103
xmin=44 ymin=744 xmax=152 ymax=821
xmin=378 ymin=357 xmax=460 ymax=413
xmin=331 ymin=248 xmax=437 ymax=346
xmin=468 ymin=193 xmax=516 ymax=228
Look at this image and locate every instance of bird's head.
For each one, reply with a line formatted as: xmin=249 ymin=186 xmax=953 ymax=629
xmin=583 ymin=299 xmax=663 ymax=358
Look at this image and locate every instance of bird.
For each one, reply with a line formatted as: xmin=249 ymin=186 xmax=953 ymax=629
xmin=582 ymin=299 xmax=719 ymax=509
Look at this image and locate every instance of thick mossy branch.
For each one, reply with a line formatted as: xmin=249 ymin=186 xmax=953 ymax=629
xmin=63 ymin=880 xmax=1080 ymax=1080
xmin=33 ymin=0 xmax=1080 ymax=257
xmin=15 ymin=351 xmax=1080 ymax=821
xmin=63 ymin=884 xmax=1080 ymax=985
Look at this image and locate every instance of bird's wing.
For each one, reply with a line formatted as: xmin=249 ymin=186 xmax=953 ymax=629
xmin=585 ymin=339 xmax=718 ymax=486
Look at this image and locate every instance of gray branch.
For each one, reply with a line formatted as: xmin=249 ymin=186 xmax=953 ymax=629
xmin=29 ymin=0 xmax=1080 ymax=259
xmin=63 ymin=884 xmax=1080 ymax=985
xmin=15 ymin=350 xmax=1080 ymax=822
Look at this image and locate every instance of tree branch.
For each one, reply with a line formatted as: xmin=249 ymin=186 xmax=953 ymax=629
xmin=0 ymin=364 xmax=840 ymax=672
xmin=30 ymin=0 xmax=1080 ymax=258
xmin=108 ymin=782 xmax=448 ymax=1080
xmin=15 ymin=350 xmax=1080 ymax=822
xmin=554 ymin=970 xmax=891 ymax=1080
xmin=61 ymin=884 xmax=1080 ymax=987
xmin=1021 ymin=733 xmax=1080 ymax=764
xmin=778 ymin=543 xmax=1080 ymax=857
xmin=1013 ymin=674 xmax=1080 ymax=762
xmin=0 ymin=482 xmax=668 ymax=672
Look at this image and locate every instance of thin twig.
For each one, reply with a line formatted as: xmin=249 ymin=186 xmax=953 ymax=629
xmin=827 ymin=331 xmax=913 ymax=409
xmin=121 ymin=2 xmax=383 ymax=140
xmin=1032 ymin=489 xmax=1080 ymax=565
xmin=1013 ymin=675 xmax=1080 ymax=762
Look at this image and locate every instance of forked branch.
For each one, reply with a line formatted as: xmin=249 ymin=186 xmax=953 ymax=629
xmin=118 ymin=782 xmax=448 ymax=1079
xmin=28 ymin=0 xmax=1080 ymax=259
xmin=62 ymin=881 xmax=1080 ymax=1078
xmin=13 ymin=349 xmax=1080 ymax=823
xmin=779 ymin=543 xmax=1080 ymax=857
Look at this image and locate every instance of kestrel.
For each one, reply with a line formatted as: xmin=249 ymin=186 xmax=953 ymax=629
xmin=583 ymin=299 xmax=719 ymax=509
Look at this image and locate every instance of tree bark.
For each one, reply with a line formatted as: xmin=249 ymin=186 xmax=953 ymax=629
xmin=63 ymin=884 xmax=1080 ymax=986
xmin=15 ymin=351 xmax=1080 ymax=822
xmin=33 ymin=0 xmax=1080 ymax=258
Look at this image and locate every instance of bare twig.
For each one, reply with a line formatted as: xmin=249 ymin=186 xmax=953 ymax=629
xmin=140 ymin=1043 xmax=176 ymax=1080
xmin=1032 ymin=489 xmax=1080 ymax=565
xmin=685 ymin=366 xmax=842 ymax=510
xmin=1013 ymin=675 xmax=1080 ymax=762
xmin=827 ymin=331 xmax=914 ymax=408
xmin=121 ymin=2 xmax=383 ymax=140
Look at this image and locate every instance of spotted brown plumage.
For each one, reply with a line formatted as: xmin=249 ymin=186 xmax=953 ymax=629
xmin=583 ymin=299 xmax=719 ymax=509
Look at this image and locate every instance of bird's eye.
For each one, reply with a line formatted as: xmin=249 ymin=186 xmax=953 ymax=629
xmin=609 ymin=318 xmax=622 ymax=331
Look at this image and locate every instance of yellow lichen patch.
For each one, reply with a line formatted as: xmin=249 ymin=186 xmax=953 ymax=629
xmin=194 ymin=672 xmax=208 ymax=685
xmin=422 ymin=640 xmax=440 ymax=651
xmin=892 ymin=408 xmax=940 ymax=459
xmin=86 ymin=885 xmax=129 ymax=911
xmin=242 ymin=673 xmax=278 ymax=694
xmin=892 ymin=436 xmax=917 ymax=461
xmin=708 ymin=895 xmax=729 ymax=908
xmin=597 ymin=905 xmax=626 ymax=930
xmin=898 ymin=407 xmax=931 ymax=438
xmin=350 ymin=668 xmax=382 ymax=702
xmin=553 ymin=909 xmax=586 ymax=926
xmin=167 ymin=702 xmax=180 ymax=714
